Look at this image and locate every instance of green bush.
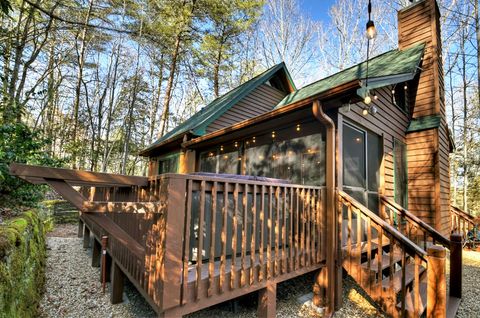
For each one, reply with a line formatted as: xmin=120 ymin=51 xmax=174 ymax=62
xmin=0 ymin=209 xmax=48 ymax=318
xmin=0 ymin=123 xmax=62 ymax=211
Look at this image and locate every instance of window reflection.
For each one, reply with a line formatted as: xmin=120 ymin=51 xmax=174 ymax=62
xmin=199 ymin=120 xmax=326 ymax=186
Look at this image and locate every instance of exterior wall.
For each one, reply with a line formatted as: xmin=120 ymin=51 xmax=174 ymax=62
xmin=399 ymin=0 xmax=450 ymax=235
xmin=339 ymin=86 xmax=410 ymax=201
xmin=205 ymin=84 xmax=287 ymax=133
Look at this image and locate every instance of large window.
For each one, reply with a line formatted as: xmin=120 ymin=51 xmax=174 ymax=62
xmin=394 ymin=139 xmax=408 ymax=208
xmin=158 ymin=153 xmax=179 ymax=174
xmin=342 ymin=123 xmax=382 ymax=212
xmin=198 ymin=120 xmax=326 ymax=186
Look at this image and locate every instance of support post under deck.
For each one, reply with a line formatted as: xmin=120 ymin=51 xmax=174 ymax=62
xmin=111 ymin=261 xmax=125 ymax=304
xmin=257 ymin=282 xmax=277 ymax=318
xmin=92 ymin=239 xmax=101 ymax=267
xmin=83 ymin=227 xmax=90 ymax=248
xmin=78 ymin=218 xmax=84 ymax=238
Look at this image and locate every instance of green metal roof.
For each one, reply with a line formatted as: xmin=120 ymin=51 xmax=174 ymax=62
xmin=407 ymin=114 xmax=441 ymax=133
xmin=276 ymin=43 xmax=425 ymax=108
xmin=142 ymin=62 xmax=294 ymax=154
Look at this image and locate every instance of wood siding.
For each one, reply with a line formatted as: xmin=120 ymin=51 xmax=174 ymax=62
xmin=399 ymin=0 xmax=450 ymax=235
xmin=206 ymin=84 xmax=287 ymax=134
xmin=340 ymin=86 xmax=410 ymax=201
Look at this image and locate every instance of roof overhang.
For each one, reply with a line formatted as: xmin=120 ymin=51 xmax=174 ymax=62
xmin=139 ymin=132 xmax=192 ymax=157
xmin=182 ymin=79 xmax=360 ymax=150
xmin=356 ymin=72 xmax=419 ymax=98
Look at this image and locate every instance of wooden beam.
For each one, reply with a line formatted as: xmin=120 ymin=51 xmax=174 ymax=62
xmin=10 ymin=163 xmax=148 ymax=186
xmin=45 ymin=179 xmax=86 ymax=210
xmin=82 ymin=201 xmax=163 ymax=213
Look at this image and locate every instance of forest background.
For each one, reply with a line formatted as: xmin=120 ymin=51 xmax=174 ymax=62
xmin=1 ymin=0 xmax=479 ymax=214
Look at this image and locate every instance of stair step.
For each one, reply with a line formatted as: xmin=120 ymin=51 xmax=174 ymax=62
xmin=342 ymin=238 xmax=391 ymax=258
xmin=396 ymin=281 xmax=427 ymax=317
xmin=382 ymin=263 xmax=426 ymax=293
xmin=362 ymin=252 xmax=403 ymax=273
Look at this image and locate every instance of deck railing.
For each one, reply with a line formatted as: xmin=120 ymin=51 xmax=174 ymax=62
xmin=451 ymin=205 xmax=477 ymax=238
xmin=151 ymin=174 xmax=327 ymax=310
xmin=82 ymin=174 xmax=327 ymax=314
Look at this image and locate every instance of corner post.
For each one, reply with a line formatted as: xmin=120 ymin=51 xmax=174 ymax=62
xmin=427 ymin=245 xmax=446 ymax=318
xmin=161 ymin=176 xmax=187 ymax=310
xmin=449 ymin=233 xmax=462 ymax=298
xmin=257 ymin=281 xmax=277 ymax=318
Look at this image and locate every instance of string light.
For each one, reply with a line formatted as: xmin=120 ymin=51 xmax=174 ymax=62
xmin=362 ymin=108 xmax=369 ymax=116
xmin=272 ymin=131 xmax=276 ymax=138
xmin=296 ymin=124 xmax=301 ymax=132
xmin=220 ymin=145 xmax=224 ymax=152
xmin=234 ymin=141 xmax=238 ymax=148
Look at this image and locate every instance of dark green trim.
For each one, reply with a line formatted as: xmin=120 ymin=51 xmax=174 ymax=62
xmin=406 ymin=114 xmax=441 ymax=133
xmin=276 ymin=43 xmax=425 ymax=109
xmin=393 ymin=139 xmax=408 ymax=209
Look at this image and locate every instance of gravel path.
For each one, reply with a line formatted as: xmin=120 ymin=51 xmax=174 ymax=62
xmin=40 ymin=224 xmax=480 ymax=317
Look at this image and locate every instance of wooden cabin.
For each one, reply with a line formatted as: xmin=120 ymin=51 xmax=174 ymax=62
xmin=9 ymin=0 xmax=475 ymax=317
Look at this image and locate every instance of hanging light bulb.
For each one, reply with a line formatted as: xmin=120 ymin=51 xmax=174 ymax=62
xmin=374 ymin=94 xmax=378 ymax=100
xmin=369 ymin=105 xmax=378 ymax=115
xmin=366 ymin=20 xmax=377 ymax=39
xmin=365 ymin=1 xmax=377 ymax=39
xmin=364 ymin=94 xmax=372 ymax=105
xmin=362 ymin=108 xmax=369 ymax=116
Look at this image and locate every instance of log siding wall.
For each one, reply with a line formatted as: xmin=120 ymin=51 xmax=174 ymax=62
xmin=399 ymin=0 xmax=450 ymax=235
xmin=206 ymin=84 xmax=287 ymax=133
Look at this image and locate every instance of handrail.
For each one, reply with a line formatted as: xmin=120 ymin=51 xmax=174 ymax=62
xmin=451 ymin=205 xmax=477 ymax=239
xmin=380 ymin=195 xmax=451 ymax=249
xmin=339 ymin=191 xmax=427 ymax=258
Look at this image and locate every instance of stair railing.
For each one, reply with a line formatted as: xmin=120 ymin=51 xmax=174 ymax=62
xmin=379 ymin=195 xmax=450 ymax=251
xmin=451 ymin=205 xmax=477 ymax=239
xmin=339 ymin=190 xmax=434 ymax=317
xmin=380 ymin=196 xmax=463 ymax=304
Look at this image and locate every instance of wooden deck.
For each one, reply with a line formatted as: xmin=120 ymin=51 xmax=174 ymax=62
xmin=77 ymin=173 xmax=327 ymax=316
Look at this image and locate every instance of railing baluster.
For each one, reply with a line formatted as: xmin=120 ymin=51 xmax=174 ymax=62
xmin=219 ymin=181 xmax=228 ymax=293
xmin=282 ymin=187 xmax=287 ymax=274
xmin=414 ymin=254 xmax=420 ymax=317
xmin=356 ymin=207 xmax=362 ymax=282
xmin=195 ymin=180 xmax=206 ymax=300
xmin=259 ymin=185 xmax=265 ymax=282
xmin=366 ymin=217 xmax=372 ymax=294
xmin=182 ymin=179 xmax=193 ymax=305
xmin=241 ymin=183 xmax=248 ymax=287
xmin=289 ymin=187 xmax=294 ymax=271
xmin=311 ymin=189 xmax=316 ymax=265
xmin=250 ymin=184 xmax=257 ymax=285
xmin=267 ymin=185 xmax=273 ymax=279
xmin=300 ymin=188 xmax=306 ymax=268
xmin=230 ymin=183 xmax=239 ymax=290
xmin=275 ymin=186 xmax=280 ymax=276
xmin=400 ymin=249 xmax=406 ymax=317
xmin=208 ymin=181 xmax=217 ymax=297
xmin=306 ymin=189 xmax=311 ymax=267
xmin=347 ymin=203 xmax=352 ymax=273
xmin=295 ymin=188 xmax=300 ymax=270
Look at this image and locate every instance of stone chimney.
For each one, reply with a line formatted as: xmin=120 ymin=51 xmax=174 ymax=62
xmin=398 ymin=0 xmax=451 ymax=235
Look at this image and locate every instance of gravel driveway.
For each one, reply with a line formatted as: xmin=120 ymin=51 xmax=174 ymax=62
xmin=38 ymin=224 xmax=478 ymax=317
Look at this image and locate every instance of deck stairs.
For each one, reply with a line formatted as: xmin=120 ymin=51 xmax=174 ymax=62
xmin=338 ymin=191 xmax=462 ymax=317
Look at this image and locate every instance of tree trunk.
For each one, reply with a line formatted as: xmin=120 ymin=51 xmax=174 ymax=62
xmin=461 ymin=28 xmax=468 ymax=212
xmin=72 ymin=0 xmax=95 ymax=169
xmin=158 ymin=34 xmax=181 ymax=137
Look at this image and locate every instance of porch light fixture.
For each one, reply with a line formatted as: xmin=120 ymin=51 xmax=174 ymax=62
xmin=363 ymin=0 xmax=376 ymax=110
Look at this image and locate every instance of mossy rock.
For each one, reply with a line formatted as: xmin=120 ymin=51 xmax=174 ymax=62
xmin=0 ymin=209 xmax=47 ymax=318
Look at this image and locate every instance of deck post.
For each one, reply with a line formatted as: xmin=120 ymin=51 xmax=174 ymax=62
xmin=78 ymin=218 xmax=84 ymax=238
xmin=449 ymin=233 xmax=462 ymax=298
xmin=110 ymin=261 xmax=125 ymax=304
xmin=313 ymin=267 xmax=327 ymax=307
xmin=101 ymin=252 xmax=112 ymax=283
xmin=427 ymin=245 xmax=446 ymax=318
xmin=92 ymin=239 xmax=101 ymax=267
xmin=161 ymin=176 xmax=187 ymax=310
xmin=83 ymin=226 xmax=90 ymax=248
xmin=257 ymin=281 xmax=277 ymax=318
